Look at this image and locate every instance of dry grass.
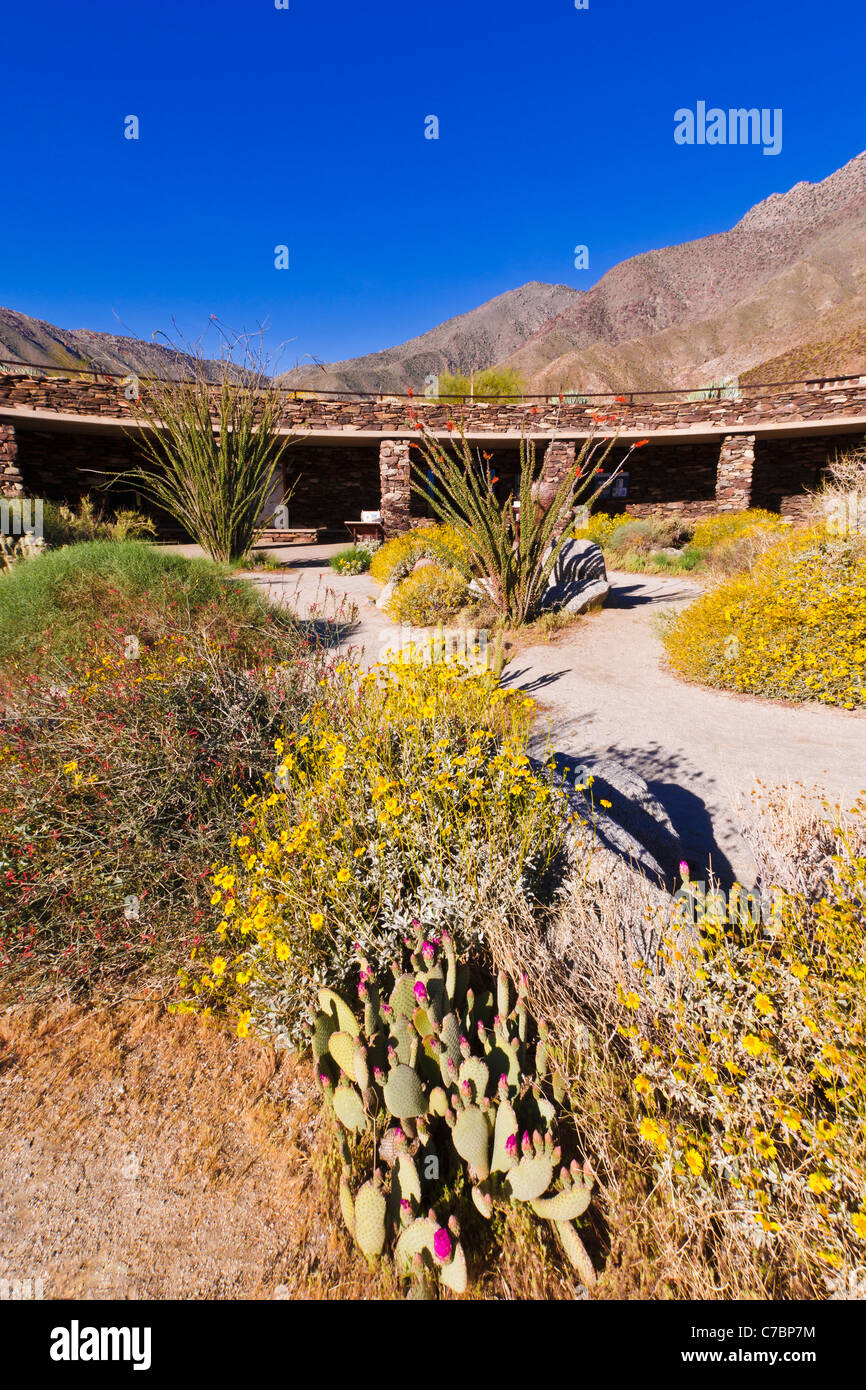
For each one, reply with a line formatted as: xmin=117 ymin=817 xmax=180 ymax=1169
xmin=0 ymin=1000 xmax=386 ymax=1300
xmin=481 ymin=790 xmax=866 ymax=1300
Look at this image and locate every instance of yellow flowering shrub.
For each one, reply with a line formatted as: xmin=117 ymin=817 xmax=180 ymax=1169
xmin=690 ymin=508 xmax=786 ymax=550
xmin=369 ymin=524 xmax=470 ymax=586
xmin=385 ymin=564 xmax=471 ymax=626
xmin=623 ymin=806 xmax=866 ymax=1291
xmin=572 ymin=511 xmax=625 ymax=547
xmin=662 ymin=527 xmax=866 ymax=707
xmin=177 ymin=654 xmax=565 ymax=1046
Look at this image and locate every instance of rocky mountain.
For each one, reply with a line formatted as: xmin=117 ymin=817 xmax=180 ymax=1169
xmin=496 ymin=150 xmax=866 ymax=393
xmin=276 ymin=283 xmax=581 ymax=394
xmin=0 ymin=307 xmax=228 ymax=381
xmin=2 ymin=151 xmax=863 ymax=396
xmin=284 ymin=149 xmax=866 ymax=395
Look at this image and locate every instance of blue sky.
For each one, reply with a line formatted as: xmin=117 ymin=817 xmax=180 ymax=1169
xmin=3 ymin=0 xmax=863 ymax=370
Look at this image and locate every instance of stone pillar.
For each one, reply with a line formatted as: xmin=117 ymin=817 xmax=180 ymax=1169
xmin=379 ymin=438 xmax=413 ymax=538
xmin=716 ymin=433 xmax=754 ymax=511
xmin=541 ymin=438 xmax=576 ymax=488
xmin=0 ymin=422 xmax=24 ymax=498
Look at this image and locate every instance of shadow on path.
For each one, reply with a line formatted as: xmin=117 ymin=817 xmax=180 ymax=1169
xmin=501 ymin=666 xmax=572 ymax=694
xmin=535 ymin=738 xmax=740 ymax=892
xmin=606 ymin=580 xmax=698 ymax=609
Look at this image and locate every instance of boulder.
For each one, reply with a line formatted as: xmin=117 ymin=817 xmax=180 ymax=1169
xmin=375 ymin=580 xmax=396 ymax=611
xmin=541 ymin=539 xmax=610 ymax=614
xmin=411 ymin=556 xmax=436 ymax=573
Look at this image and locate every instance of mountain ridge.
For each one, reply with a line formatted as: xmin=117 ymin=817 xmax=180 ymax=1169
xmin=1 ymin=151 xmax=863 ymax=396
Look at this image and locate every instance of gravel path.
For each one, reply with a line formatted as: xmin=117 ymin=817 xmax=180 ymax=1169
xmin=246 ymin=546 xmax=866 ymax=888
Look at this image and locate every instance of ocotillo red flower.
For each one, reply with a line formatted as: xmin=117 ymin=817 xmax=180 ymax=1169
xmin=634 ymin=439 xmax=649 ymax=448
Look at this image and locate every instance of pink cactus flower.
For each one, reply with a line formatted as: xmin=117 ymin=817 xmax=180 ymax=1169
xmin=505 ymin=1134 xmax=518 ymax=1156
xmin=414 ymin=981 xmax=427 ymax=1002
xmin=679 ymin=860 xmax=690 ymax=882
xmin=400 ymin=1198 xmax=411 ymax=1211
xmin=421 ymin=941 xmax=435 ymax=963
xmin=433 ymin=1227 xmax=452 ymax=1262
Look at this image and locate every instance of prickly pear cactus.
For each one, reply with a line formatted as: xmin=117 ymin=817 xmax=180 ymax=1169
xmin=305 ymin=928 xmax=596 ymax=1295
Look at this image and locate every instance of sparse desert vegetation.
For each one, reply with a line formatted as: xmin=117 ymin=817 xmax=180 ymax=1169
xmin=2 ymin=456 xmax=865 ymax=1301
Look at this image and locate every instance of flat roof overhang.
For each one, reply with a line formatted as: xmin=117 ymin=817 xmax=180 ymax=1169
xmin=2 ymin=406 xmax=866 ymax=446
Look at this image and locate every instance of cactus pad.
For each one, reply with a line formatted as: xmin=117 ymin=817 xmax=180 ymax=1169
xmin=389 ymin=973 xmax=417 ymax=1019
xmin=506 ymin=1154 xmax=554 ymax=1202
xmin=471 ymin=1185 xmax=493 ymax=1220
xmin=439 ymin=1241 xmax=467 ymax=1294
xmin=383 ymin=1064 xmax=426 ymax=1119
xmin=394 ymin=1217 xmax=437 ymax=1273
xmin=327 ymin=1030 xmax=357 ymax=1076
xmin=354 ymin=1180 xmax=387 ymax=1260
xmin=312 ymin=1011 xmax=338 ymax=1066
xmin=452 ymin=1106 xmax=490 ymax=1179
xmin=339 ymin=1175 xmax=355 ymax=1236
xmin=458 ymin=1055 xmax=489 ymax=1103
xmin=491 ymin=1097 xmax=519 ymax=1173
xmin=428 ymin=1086 xmax=449 ymax=1117
xmin=529 ymin=1183 xmax=592 ymax=1221
xmin=554 ymin=1220 xmax=597 ymax=1287
xmin=333 ymin=1083 xmax=367 ymax=1133
xmin=317 ymin=988 xmax=359 ymax=1036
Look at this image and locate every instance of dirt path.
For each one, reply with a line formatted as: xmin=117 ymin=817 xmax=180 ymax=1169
xmin=249 ymin=548 xmax=866 ymax=887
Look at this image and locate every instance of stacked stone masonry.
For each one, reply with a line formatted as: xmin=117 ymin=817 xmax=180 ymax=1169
xmin=1 ymin=374 xmax=865 ymax=527
xmin=1 ymin=374 xmax=866 ymax=435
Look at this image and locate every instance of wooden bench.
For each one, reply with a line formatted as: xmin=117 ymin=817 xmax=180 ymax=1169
xmin=344 ymin=520 xmax=384 ymax=545
xmin=260 ymin=527 xmax=327 ymax=545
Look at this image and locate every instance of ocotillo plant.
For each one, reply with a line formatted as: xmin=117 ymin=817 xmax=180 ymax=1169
xmin=123 ymin=328 xmax=296 ymax=564
xmin=409 ymin=419 xmax=647 ymax=624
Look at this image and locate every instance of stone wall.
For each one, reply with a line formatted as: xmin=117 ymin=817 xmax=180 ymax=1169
xmin=284 ymin=442 xmax=381 ymax=532
xmin=12 ymin=426 xmax=145 ymax=503
xmin=716 ymin=434 xmax=755 ymax=510
xmin=2 ymin=373 xmax=866 ymax=437
xmin=751 ymin=433 xmax=856 ymax=516
xmin=0 ymin=423 xmax=23 ymax=497
xmin=379 ymin=439 xmax=413 ymax=538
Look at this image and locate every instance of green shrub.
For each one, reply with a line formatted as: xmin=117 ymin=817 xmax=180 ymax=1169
xmin=573 ymin=511 xmax=625 ymax=547
xmin=41 ymin=497 xmax=157 ymax=548
xmin=385 ymin=564 xmax=471 ymax=625
xmin=329 ymin=544 xmax=374 ymax=576
xmin=0 ymin=541 xmax=294 ymax=693
xmin=625 ymin=802 xmax=866 ymax=1291
xmin=607 ymin=515 xmax=694 ymax=555
xmin=661 ymin=526 xmax=866 ymax=707
xmin=369 ymin=525 xmax=470 ymax=586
